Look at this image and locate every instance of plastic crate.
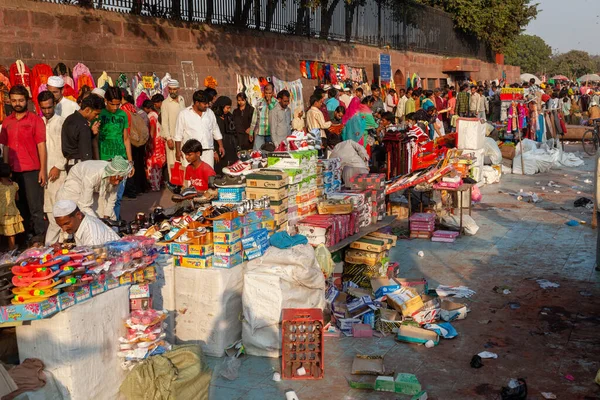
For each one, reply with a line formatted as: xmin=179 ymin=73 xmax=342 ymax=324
xmin=281 ymin=308 xmax=324 ymax=380
xmin=218 ymin=187 xmax=246 ymax=202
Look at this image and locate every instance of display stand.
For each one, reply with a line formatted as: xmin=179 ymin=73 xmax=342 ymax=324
xmin=16 ymin=285 xmax=129 ymax=400
xmin=328 ymin=216 xmax=396 ymax=253
xmin=151 ymin=256 xmax=244 ymax=357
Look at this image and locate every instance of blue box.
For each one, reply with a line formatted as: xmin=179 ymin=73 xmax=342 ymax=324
xmin=90 ymin=280 xmax=106 ymax=296
xmin=244 ymin=246 xmax=268 ymax=260
xmin=213 ymin=217 xmax=242 ymax=233
xmin=212 ymin=252 xmax=244 ymax=269
xmin=240 ymin=211 xmax=260 ymax=225
xmin=241 ymin=229 xmax=270 ymax=251
xmin=169 ymin=243 xmax=189 ymax=256
xmin=218 ymin=187 xmax=246 ymax=202
xmin=57 ymin=291 xmax=76 ymax=311
xmin=74 ymin=284 xmax=92 ymax=303
xmin=0 ymin=298 xmax=59 ymax=322
xmin=242 ymin=222 xmax=263 ymax=237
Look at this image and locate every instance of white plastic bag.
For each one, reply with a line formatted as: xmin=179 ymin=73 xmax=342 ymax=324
xmin=482 ymin=166 xmax=500 ymax=184
xmin=483 ymin=137 xmax=502 ymax=165
xmin=441 ymin=214 xmax=479 ymax=235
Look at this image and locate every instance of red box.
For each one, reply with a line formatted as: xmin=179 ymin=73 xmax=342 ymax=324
xmin=281 ymin=308 xmax=324 ymax=380
xmin=130 ymin=297 xmax=152 ymax=311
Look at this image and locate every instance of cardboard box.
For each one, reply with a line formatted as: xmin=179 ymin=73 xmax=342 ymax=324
xmin=261 ymin=220 xmax=276 ymax=231
xmin=106 ymin=277 xmax=120 ymax=291
xmin=74 ymin=284 xmax=92 ymax=303
xmin=336 ymin=317 xmax=362 ymax=336
xmin=241 ymin=229 xmax=270 ymax=249
xmin=350 ymin=237 xmax=387 ymax=253
xmin=0 ymin=298 xmax=59 ymax=322
xmin=90 ymin=280 xmax=106 ymax=296
xmin=371 ymin=278 xmax=401 ymax=298
xmin=395 ymin=373 xmax=422 ymax=395
xmin=246 ymin=186 xmax=288 ymax=201
xmin=366 ymin=231 xmax=398 ymax=247
xmin=175 ymin=256 xmax=213 ymax=269
xmin=214 ymin=229 xmax=242 ymax=244
xmin=130 ymin=297 xmax=152 ymax=311
xmin=169 ymin=242 xmax=189 ymax=256
xmin=273 ymin=210 xmax=288 ymax=225
xmin=57 ymin=291 xmax=76 ymax=311
xmin=393 ymin=278 xmax=428 ymax=295
xmin=214 ymin=241 xmax=242 ymax=256
xmin=386 ymin=287 xmax=424 ymax=317
xmin=440 ymin=300 xmax=468 ymax=321
xmin=212 ymin=252 xmax=244 ymax=269
xmin=213 ymin=217 xmax=242 ymax=232
xmin=501 ymin=144 xmax=516 ymax=160
xmin=130 ymin=284 xmax=150 ymax=299
xmin=188 ymin=244 xmax=214 ymax=257
xmin=242 ymin=222 xmax=263 ymax=237
xmin=240 ymin=211 xmax=261 ymax=225
xmin=269 ymin=198 xmax=288 ymax=214
xmin=395 ymin=324 xmax=439 ymax=345
xmin=246 ymin=170 xmax=289 ymax=188
xmin=344 ymin=249 xmax=385 ymax=267
xmin=352 ymin=323 xmax=373 ymax=338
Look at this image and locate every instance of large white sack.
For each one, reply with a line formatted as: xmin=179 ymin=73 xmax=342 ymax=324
xmin=441 ymin=214 xmax=479 ymax=235
xmin=242 ymin=244 xmax=325 ymax=357
xmin=514 ymin=138 xmax=538 ymax=156
xmin=457 ymin=118 xmax=486 ymax=150
xmin=483 ymin=137 xmax=502 ymax=165
xmin=482 ymin=165 xmax=500 ymax=184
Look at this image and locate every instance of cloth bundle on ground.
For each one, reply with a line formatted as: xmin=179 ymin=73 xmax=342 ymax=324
xmin=483 ymin=137 xmax=502 ymax=165
xmin=119 ymin=345 xmax=211 ymax=400
xmin=512 ymin=139 xmax=584 ymax=175
xmin=2 ymin=358 xmax=46 ymax=400
xmin=242 ymin=244 xmax=325 ymax=357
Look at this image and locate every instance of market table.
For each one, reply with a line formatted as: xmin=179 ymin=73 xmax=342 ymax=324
xmin=16 ymin=285 xmax=129 ymax=400
xmin=408 ymin=183 xmax=473 ymax=234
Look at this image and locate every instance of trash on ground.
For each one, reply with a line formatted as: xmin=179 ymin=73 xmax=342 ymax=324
xmin=574 ymin=197 xmax=593 ymax=208
xmin=501 ymin=378 xmax=527 ymax=400
xmin=564 ymin=374 xmax=575 ymax=381
xmin=219 ymin=356 xmax=242 ymax=380
xmin=272 ymin=372 xmax=281 ymax=382
xmin=478 ymin=351 xmax=498 ymax=359
xmin=349 ymin=373 xmax=422 ymax=395
xmin=584 ymin=179 xmax=592 ymax=184
xmin=436 ymin=285 xmax=476 ymax=298
xmin=541 ymin=392 xmax=557 ymax=399
xmin=285 ymin=389 xmax=299 ymax=400
xmin=424 ymin=340 xmax=435 ymax=348
xmin=536 ymin=279 xmax=560 ymax=289
xmin=351 ymin=355 xmax=386 ymax=375
xmin=508 ymin=302 xmax=521 ymax=310
xmin=424 ymin=322 xmax=458 ymax=339
xmin=565 ymin=220 xmax=580 ymax=226
xmin=470 ymin=355 xmax=483 ymax=368
xmin=395 ymin=325 xmax=439 ymax=346
xmin=417 ymin=251 xmax=424 ymax=257
xmin=580 ymin=291 xmax=592 ymax=297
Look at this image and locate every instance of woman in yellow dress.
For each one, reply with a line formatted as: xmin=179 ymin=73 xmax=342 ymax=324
xmin=0 ymin=164 xmax=24 ymax=250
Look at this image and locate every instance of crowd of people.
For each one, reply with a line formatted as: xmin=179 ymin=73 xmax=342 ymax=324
xmin=0 ymin=69 xmax=598 ymax=250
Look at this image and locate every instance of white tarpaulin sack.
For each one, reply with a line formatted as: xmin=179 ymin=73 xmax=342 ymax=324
xmin=242 ymin=244 xmax=325 ymax=357
xmin=456 ymin=118 xmax=486 ymax=150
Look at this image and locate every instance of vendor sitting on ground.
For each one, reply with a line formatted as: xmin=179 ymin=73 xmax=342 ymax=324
xmin=182 ymin=139 xmax=216 ymax=192
xmin=53 ymin=199 xmax=120 ymax=246
xmin=329 ymin=140 xmax=369 ymax=188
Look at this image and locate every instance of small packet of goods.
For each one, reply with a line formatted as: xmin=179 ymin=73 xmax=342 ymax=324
xmin=117 ymin=309 xmax=171 ymax=363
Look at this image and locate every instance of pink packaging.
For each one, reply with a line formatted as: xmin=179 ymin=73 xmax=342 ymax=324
xmin=410 ymin=222 xmax=435 ymax=231
xmin=352 ymin=323 xmax=373 ymax=338
xmin=432 ymin=230 xmax=459 ymax=238
xmin=431 ymin=236 xmax=456 ymax=243
xmin=409 ymin=213 xmax=436 ymax=223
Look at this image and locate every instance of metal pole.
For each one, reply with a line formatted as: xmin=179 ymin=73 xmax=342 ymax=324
xmin=594 ymin=151 xmax=599 ymax=270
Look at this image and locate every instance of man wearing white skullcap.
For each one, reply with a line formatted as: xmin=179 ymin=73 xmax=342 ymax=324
xmin=91 ymin=88 xmax=106 ymax=98
xmin=161 ymin=78 xmax=186 ymax=181
xmin=52 ymin=199 xmax=119 ymax=246
xmin=47 ymin=75 xmax=80 ymax=118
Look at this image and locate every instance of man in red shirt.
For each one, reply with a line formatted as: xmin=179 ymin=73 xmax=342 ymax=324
xmin=182 ymin=139 xmax=215 ymax=192
xmin=0 ymin=85 xmax=48 ymax=238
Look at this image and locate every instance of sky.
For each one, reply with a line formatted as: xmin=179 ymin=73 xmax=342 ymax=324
xmin=525 ymin=0 xmax=600 ymax=55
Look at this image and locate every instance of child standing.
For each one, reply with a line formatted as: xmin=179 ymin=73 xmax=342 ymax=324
xmin=0 ymin=164 xmax=24 ymax=250
xmin=182 ymin=139 xmax=216 ymax=193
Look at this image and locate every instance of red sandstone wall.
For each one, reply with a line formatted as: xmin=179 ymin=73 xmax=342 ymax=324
xmin=0 ymin=0 xmax=519 ymax=103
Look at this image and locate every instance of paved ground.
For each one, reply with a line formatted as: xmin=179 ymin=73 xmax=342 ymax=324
xmin=123 ymin=144 xmax=600 ymax=400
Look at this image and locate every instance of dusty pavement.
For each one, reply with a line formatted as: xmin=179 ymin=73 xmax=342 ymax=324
xmin=122 ymin=144 xmax=600 ymax=400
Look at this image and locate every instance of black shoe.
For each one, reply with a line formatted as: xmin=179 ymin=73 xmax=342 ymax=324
xmin=166 ymin=182 xmax=181 ymax=194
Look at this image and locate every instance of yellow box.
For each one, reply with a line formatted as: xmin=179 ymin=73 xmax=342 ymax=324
xmin=386 ymin=287 xmax=424 ymax=317
xmin=214 ymin=229 xmax=242 ymax=244
xmin=214 ymin=241 xmax=242 ymax=256
xmin=188 ymin=244 xmax=214 ymax=257
xmin=262 ymin=220 xmax=276 ymax=231
xmin=175 ymin=256 xmax=213 ymax=269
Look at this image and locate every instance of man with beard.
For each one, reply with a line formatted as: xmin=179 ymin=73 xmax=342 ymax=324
xmin=47 ymin=76 xmax=80 ymax=118
xmin=0 ymin=85 xmax=48 ymax=240
xmin=61 ymin=94 xmax=104 ymax=171
xmin=161 ymin=79 xmax=186 ymax=181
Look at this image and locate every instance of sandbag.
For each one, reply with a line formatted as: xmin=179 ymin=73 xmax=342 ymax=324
xmin=242 ymin=244 xmax=325 ymax=357
xmin=441 ymin=214 xmax=479 ymax=235
xmin=483 ymin=137 xmax=502 ymax=165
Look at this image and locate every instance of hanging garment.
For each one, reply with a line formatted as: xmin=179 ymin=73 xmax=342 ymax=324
xmin=553 ymin=110 xmax=564 ymax=136
xmin=53 ymin=62 xmax=74 ymax=88
xmin=535 ymin=113 xmax=546 ymax=142
xmin=9 ymin=60 xmax=31 ymax=96
xmin=97 ymin=71 xmax=113 ymax=91
xmin=300 ymin=61 xmax=307 ymax=79
xmin=116 ymin=73 xmax=129 ymax=93
xmin=161 ymin=72 xmax=171 ymax=98
xmin=30 ymin=63 xmax=53 ymax=114
xmin=72 ymin=63 xmax=96 ymax=93
xmin=558 ymin=112 xmax=567 ymax=135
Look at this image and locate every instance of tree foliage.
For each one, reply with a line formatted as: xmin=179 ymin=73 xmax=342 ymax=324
xmin=548 ymin=50 xmax=596 ymax=80
xmin=504 ymin=34 xmax=551 ymax=74
xmin=414 ymin=0 xmax=538 ymax=52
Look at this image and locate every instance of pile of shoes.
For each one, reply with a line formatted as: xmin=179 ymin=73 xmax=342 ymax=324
xmin=275 ymin=128 xmax=322 ymax=152
xmin=222 ymin=150 xmax=268 ymax=176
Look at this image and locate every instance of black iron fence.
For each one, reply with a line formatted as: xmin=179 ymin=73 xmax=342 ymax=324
xmin=46 ymin=0 xmax=492 ymax=61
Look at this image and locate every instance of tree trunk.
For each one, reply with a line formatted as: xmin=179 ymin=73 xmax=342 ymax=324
xmin=295 ymin=0 xmax=310 ymax=35
xmin=265 ymin=0 xmax=279 ymax=32
xmin=254 ymin=0 xmax=261 ymax=29
xmin=188 ymin=0 xmax=194 ymax=21
xmin=131 ymin=0 xmax=142 ymax=15
xmin=172 ymin=0 xmax=181 ymax=19
xmin=344 ymin=2 xmax=356 ymax=42
xmin=320 ymin=0 xmax=341 ymax=39
xmin=206 ymin=0 xmax=214 ymax=24
xmin=235 ymin=0 xmax=253 ymax=27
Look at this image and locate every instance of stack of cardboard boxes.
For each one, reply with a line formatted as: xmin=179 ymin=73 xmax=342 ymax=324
xmin=342 ymin=232 xmax=397 ymax=290
xmin=317 ymin=158 xmax=342 ymax=196
xmin=409 ymin=213 xmax=435 ymax=239
xmin=347 ymin=173 xmax=387 ymax=224
xmin=246 ymin=170 xmax=289 ymax=233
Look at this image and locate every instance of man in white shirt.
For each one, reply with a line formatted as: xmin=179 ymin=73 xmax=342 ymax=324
xmin=395 ymin=88 xmax=408 ymax=123
xmin=47 ymin=76 xmax=79 ymax=118
xmin=339 ymin=87 xmax=352 ymax=108
xmin=38 ymin=91 xmax=67 ymax=245
xmin=53 ymin=200 xmax=120 ymax=247
xmin=160 ymin=79 xmax=186 ymax=179
xmin=174 ymin=90 xmax=224 ymax=168
xmin=306 ymin=94 xmax=332 ymax=140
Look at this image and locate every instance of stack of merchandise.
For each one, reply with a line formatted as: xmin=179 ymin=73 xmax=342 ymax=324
xmin=246 ymin=170 xmax=289 ymax=232
xmin=455 ymin=119 xmax=486 ymax=183
xmin=341 ymin=232 xmax=396 ymax=290
xmin=327 ymin=192 xmax=370 ymax=228
xmin=317 ymin=158 xmax=342 ymax=196
xmin=409 ymin=213 xmax=435 ymax=239
xmin=117 ymin=309 xmax=171 ymax=369
xmin=347 ymin=173 xmax=387 ymax=224
xmin=296 ymin=213 xmax=357 ymax=247
xmin=431 ymin=230 xmax=459 ymax=243
xmin=241 ymin=228 xmax=270 ymax=260
xmin=267 ymin=149 xmax=319 ymax=229
xmin=0 ymin=237 xmax=159 ymax=323
xmin=433 ymin=173 xmax=462 ymax=190
xmin=213 ymin=216 xmax=244 ymax=268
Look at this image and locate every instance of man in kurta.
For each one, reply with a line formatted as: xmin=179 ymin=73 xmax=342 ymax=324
xmin=160 ymin=79 xmax=186 ymax=181
xmin=38 ymin=91 xmax=67 ymax=245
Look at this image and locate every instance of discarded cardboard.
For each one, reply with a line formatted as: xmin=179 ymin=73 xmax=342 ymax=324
xmin=371 ymin=278 xmax=401 ymax=298
xmin=396 ymin=325 xmax=439 ymax=345
xmin=440 ymin=299 xmax=468 ymax=321
xmin=352 ymin=323 xmax=373 ymax=338
xmin=386 ymin=287 xmax=424 ymax=317
xmin=351 ymin=355 xmax=385 ymax=375
xmin=395 ymin=373 xmax=422 ymax=395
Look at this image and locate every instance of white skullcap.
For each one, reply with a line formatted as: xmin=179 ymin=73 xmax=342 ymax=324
xmin=47 ymin=76 xmax=65 ymax=88
xmin=53 ymin=200 xmax=78 ymax=218
xmin=333 ymin=84 xmax=342 ymax=90
xmin=323 ymin=84 xmax=332 ymax=90
xmin=344 ymin=86 xmax=351 ymax=92
xmin=167 ymin=79 xmax=180 ymax=88
xmin=92 ymin=88 xmax=106 ymax=97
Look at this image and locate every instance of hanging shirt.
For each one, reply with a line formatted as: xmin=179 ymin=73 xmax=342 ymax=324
xmin=185 ymin=161 xmax=216 ymax=191
xmin=98 ymin=109 xmax=129 ymax=160
xmin=74 ymin=214 xmax=120 ymax=246
xmin=57 ymin=160 xmax=118 ymax=219
xmin=160 ymin=95 xmax=185 ymax=141
xmin=0 ymin=111 xmax=46 ymax=172
xmin=55 ymin=97 xmax=80 ymax=118
xmin=174 ymin=107 xmax=222 ymax=150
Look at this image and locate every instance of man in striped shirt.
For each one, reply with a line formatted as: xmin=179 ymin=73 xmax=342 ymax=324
xmin=455 ymin=84 xmax=470 ymax=117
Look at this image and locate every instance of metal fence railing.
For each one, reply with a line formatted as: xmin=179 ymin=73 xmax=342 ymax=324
xmin=44 ymin=0 xmax=492 ymax=61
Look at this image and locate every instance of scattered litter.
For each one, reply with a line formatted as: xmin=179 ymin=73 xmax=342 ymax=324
xmin=565 ymin=374 xmax=575 ymax=381
xmin=424 ymin=340 xmax=435 ymax=348
xmin=508 ymin=302 xmax=521 ymax=310
xmin=478 ymin=351 xmax=498 ymax=359
xmin=493 ymin=286 xmax=512 ymax=295
xmin=470 ymin=355 xmax=483 ymax=368
xmin=272 ymin=372 xmax=281 ymax=382
xmin=584 ymin=179 xmax=592 ymax=184
xmin=541 ymin=187 xmax=545 ymax=191
xmin=483 ymin=341 xmax=497 ymax=348
xmin=219 ymin=356 xmax=242 ymax=381
xmin=541 ymin=392 xmax=556 ymax=399
xmin=296 ymin=366 xmax=307 ymax=376
xmin=424 ymin=322 xmax=458 ymax=339
xmin=535 ymin=182 xmax=540 ymax=185
xmin=351 ymin=355 xmax=385 ymax=375
xmin=536 ymin=279 xmax=560 ymax=289
xmin=574 ymin=197 xmax=593 ymax=208
xmin=579 ymin=291 xmax=592 ymax=297
xmin=478 ymin=320 xmax=492 ymax=324
xmin=349 ymin=373 xmax=422 ymax=395
xmin=553 ymin=190 xmax=560 ymax=194
xmin=285 ymin=389 xmax=300 ymax=400
xmin=501 ymin=378 xmax=527 ymax=400
xmin=436 ymin=285 xmax=476 ymax=298
xmin=548 ymin=181 xmax=561 ymax=187
xmin=565 ymin=220 xmax=580 ymax=226
xmin=417 ymin=251 xmax=424 ymax=258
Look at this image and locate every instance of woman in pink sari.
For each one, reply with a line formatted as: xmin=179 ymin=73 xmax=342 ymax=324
xmin=341 ymin=96 xmax=378 ymax=146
